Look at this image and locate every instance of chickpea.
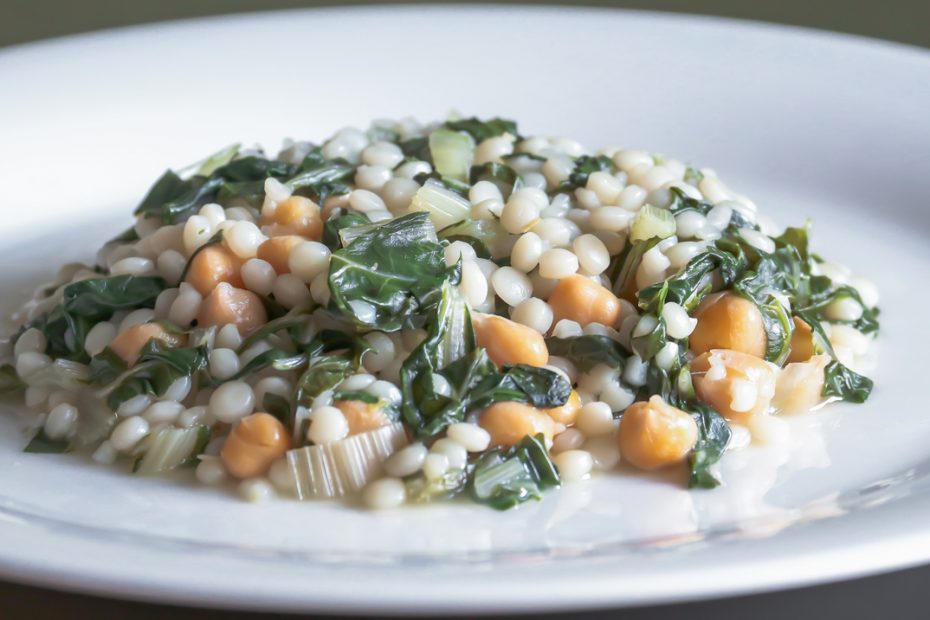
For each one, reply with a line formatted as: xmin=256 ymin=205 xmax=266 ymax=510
xmin=772 ymin=354 xmax=829 ymax=414
xmin=786 ymin=316 xmax=815 ymax=363
xmin=185 ymin=245 xmax=244 ymax=296
xmin=260 ymin=196 xmax=323 ymax=240
xmin=110 ymin=323 xmax=186 ymax=366
xmin=547 ymin=274 xmax=622 ymax=328
xmin=256 ymin=235 xmax=305 ymax=274
xmin=221 ymin=412 xmax=291 ymax=478
xmin=473 ymin=313 xmax=549 ymax=368
xmin=196 ymin=282 xmax=268 ymax=335
xmin=479 ymin=401 xmax=556 ymax=448
xmin=618 ymin=395 xmax=698 ymax=470
xmin=545 ymin=389 xmax=581 ymax=426
xmin=335 ymin=399 xmax=391 ymax=435
xmin=691 ymin=349 xmax=778 ymax=422
xmin=689 ymin=292 xmax=767 ymax=358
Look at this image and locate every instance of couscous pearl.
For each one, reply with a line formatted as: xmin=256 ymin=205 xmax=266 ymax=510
xmin=665 ymin=241 xmax=705 ymax=270
xmin=729 ymin=379 xmax=759 ymax=413
xmin=273 ymin=274 xmax=312 ymax=308
xmin=362 ymin=332 xmax=396 ymax=373
xmin=542 ymin=193 xmax=572 ymax=218
xmin=47 ymin=390 xmax=74 ymax=409
xmin=367 ymin=379 xmax=402 ymax=404
xmin=354 ymin=165 xmax=392 ymax=191
xmin=512 ymin=187 xmax=549 ymax=208
xmin=587 ymin=171 xmax=623 ymax=205
xmin=111 ymin=416 xmax=150 ymax=452
xmin=157 ymin=250 xmax=187 ymax=284
xmin=44 ymin=403 xmax=78 ymax=440
xmin=225 ymin=221 xmax=265 ymax=260
xmin=84 ymin=321 xmax=117 ymax=356
xmin=348 ymin=299 xmax=377 ymax=324
xmin=511 ymin=232 xmax=545 ymax=274
xmin=585 ymin=435 xmax=621 ymax=471
xmin=491 ymin=267 xmax=533 ymax=307
xmin=623 ymin=355 xmax=649 ymax=387
xmin=24 ymin=387 xmax=48 ymax=409
xmin=91 ymin=440 xmax=119 ymax=465
xmin=385 ymin=442 xmax=428 ymax=477
xmin=199 ymin=203 xmax=226 ymax=229
xmin=574 ymin=188 xmax=601 ymax=210
xmin=395 ymin=160 xmax=432 ymax=179
xmin=616 ymin=184 xmax=647 ymax=214
xmin=576 ymin=402 xmax=615 ymax=437
xmin=542 ymin=157 xmax=574 ymax=188
xmin=268 ymin=457 xmax=295 ymax=495
xmin=699 ymin=176 xmax=732 ymax=203
xmin=554 ymin=450 xmax=594 ymax=482
xmin=431 ymin=373 xmax=453 ymax=398
xmin=662 ymin=302 xmax=698 ymax=339
xmin=444 ymin=240 xmax=478 ymax=267
xmin=422 ymin=452 xmax=450 ymax=481
xmin=289 ymin=241 xmax=331 ymax=283
xmin=238 ymin=478 xmax=275 ymax=503
xmin=169 ymin=285 xmax=202 ymax=327
xmin=340 ymin=373 xmax=376 ymax=392
xmin=500 ymin=197 xmax=540 ymax=234
xmin=310 ymin=272 xmax=331 ymax=305
xmin=363 ymin=478 xmax=407 ymax=509
xmin=240 ymin=258 xmax=276 ymax=296
xmin=209 ymin=348 xmax=241 ymax=380
xmin=459 ymin=260 xmax=489 ymax=307
xmin=15 ymin=351 xmax=51 ymax=379
xmin=110 ymin=257 xmax=155 ymax=276
xmin=538 ymin=248 xmax=579 ymax=279
xmin=817 ymin=261 xmax=851 ymax=284
xmin=381 ymin=177 xmax=420 ymax=215
xmin=209 ymin=381 xmax=255 ymax=423
xmin=825 ymin=297 xmax=864 ymax=322
xmin=654 ymin=342 xmax=680 ymax=371
xmin=307 ymin=405 xmax=349 ymax=445
xmin=533 ymin=218 xmax=572 ymax=248
xmin=254 ymin=377 xmax=291 ymax=407
xmin=430 ymin=438 xmax=468 ymax=470
xmin=675 ymin=211 xmax=706 ymax=239
xmin=747 ymin=415 xmax=791 ymax=446
xmin=830 ymin=325 xmax=871 ymax=356
xmin=183 ymin=215 xmax=213 ymax=255
xmin=475 ymin=136 xmax=515 ymax=165
xmin=552 ymin=319 xmax=583 ymax=339
xmin=468 ymin=180 xmax=504 ymax=205
xmin=178 ymin=406 xmax=208 ymax=428
xmin=14 ymin=327 xmax=46 ymax=357
xmin=215 ymin=324 xmax=242 ymax=350
xmin=590 ymin=206 xmax=634 ymax=233
xmin=225 ymin=207 xmax=255 ymax=222
xmin=546 ymin=355 xmax=578 ymax=384
xmin=511 ymin=297 xmax=554 ymax=334
xmin=194 ymin=457 xmax=226 ymax=485
xmin=738 ymin=227 xmax=776 ymax=253
xmin=600 ymin=381 xmax=636 ymax=412
xmin=552 ymin=428 xmax=586 ymax=454
xmin=143 ymin=400 xmax=185 ymax=424
xmin=446 ymin=423 xmax=491 ymax=452
xmin=349 ymin=189 xmax=387 ymax=214
xmin=117 ymin=394 xmax=152 ymax=418
xmin=613 ymin=149 xmax=653 ymax=172
xmin=162 ymin=375 xmax=192 ymax=402
xmin=640 ymin=166 xmax=674 ymax=192
xmin=362 ymin=141 xmax=404 ymax=168
xmin=572 ymin=234 xmax=610 ymax=275
xmin=118 ymin=308 xmax=156 ymax=334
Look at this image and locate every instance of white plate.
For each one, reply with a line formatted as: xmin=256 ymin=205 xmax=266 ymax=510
xmin=1 ymin=6 xmax=929 ymax=614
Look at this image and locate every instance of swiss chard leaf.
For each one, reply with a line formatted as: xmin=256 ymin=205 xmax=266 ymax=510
xmin=688 ymin=404 xmax=732 ymax=489
xmin=559 ymin=155 xmax=615 ymax=192
xmin=443 ymin=117 xmax=518 ymax=142
xmin=468 ymin=434 xmax=560 ymax=510
xmin=469 ymin=162 xmax=522 ymax=198
xmin=294 ymin=354 xmax=354 ymax=407
xmin=106 ymin=340 xmax=207 ymax=410
xmin=823 ymin=360 xmax=873 ymax=403
xmin=545 ymin=335 xmax=630 ymax=371
xmin=322 ymin=212 xmax=371 ymax=250
xmin=327 ymin=212 xmax=454 ymax=331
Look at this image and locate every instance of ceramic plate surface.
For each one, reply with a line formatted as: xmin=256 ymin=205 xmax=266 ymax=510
xmin=1 ymin=5 xmax=929 ymax=614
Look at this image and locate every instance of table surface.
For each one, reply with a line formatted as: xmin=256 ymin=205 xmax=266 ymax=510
xmin=2 ymin=1 xmax=929 ymax=618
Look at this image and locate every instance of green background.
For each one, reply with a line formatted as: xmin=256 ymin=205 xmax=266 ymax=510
xmin=2 ymin=0 xmax=930 ymax=49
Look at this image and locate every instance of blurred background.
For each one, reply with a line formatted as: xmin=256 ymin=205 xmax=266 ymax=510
xmin=2 ymin=0 xmax=929 ymax=49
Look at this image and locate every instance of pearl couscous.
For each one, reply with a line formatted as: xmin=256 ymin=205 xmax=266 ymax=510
xmin=0 ymin=116 xmax=880 ymax=509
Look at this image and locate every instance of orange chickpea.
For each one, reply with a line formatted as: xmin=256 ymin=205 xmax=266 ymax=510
xmin=786 ymin=316 xmax=816 ymax=363
xmin=473 ymin=313 xmax=549 ymax=367
xmin=545 ymin=389 xmax=581 ymax=426
xmin=335 ymin=399 xmax=391 ymax=436
xmin=109 ymin=323 xmax=186 ymax=366
xmin=221 ymin=413 xmax=291 ymax=478
xmin=260 ymin=196 xmax=323 ymax=240
xmin=689 ymin=292 xmax=767 ymax=358
xmin=196 ymin=282 xmax=268 ymax=335
xmin=256 ymin=235 xmax=305 ymax=274
xmin=479 ymin=401 xmax=556 ymax=448
xmin=547 ymin=274 xmax=622 ymax=328
xmin=691 ymin=349 xmax=778 ymax=422
xmin=185 ymin=245 xmax=244 ymax=296
xmin=618 ymin=396 xmax=698 ymax=470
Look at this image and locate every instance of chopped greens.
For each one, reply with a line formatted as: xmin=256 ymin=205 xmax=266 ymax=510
xmin=468 ymin=434 xmax=560 ymax=510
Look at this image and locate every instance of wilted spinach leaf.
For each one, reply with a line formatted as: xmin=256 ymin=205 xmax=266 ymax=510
xmin=822 ymin=360 xmax=873 ymax=404
xmin=558 ymin=155 xmax=615 ymax=192
xmin=468 ymin=434 xmax=560 ymax=510
xmin=545 ymin=335 xmax=630 ymax=372
xmin=443 ymin=117 xmax=518 ymax=142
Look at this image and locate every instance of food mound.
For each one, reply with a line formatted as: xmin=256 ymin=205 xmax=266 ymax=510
xmin=0 ymin=116 xmax=880 ymax=509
